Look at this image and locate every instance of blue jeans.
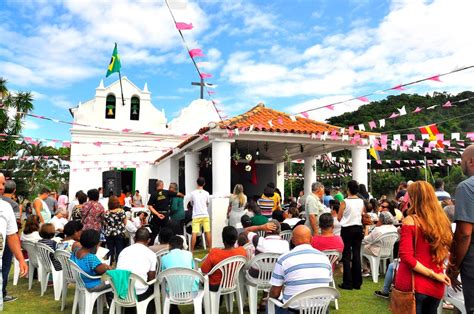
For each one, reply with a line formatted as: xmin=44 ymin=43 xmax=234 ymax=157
xmin=415 ymin=293 xmax=440 ymax=314
xmin=383 ymin=263 xmax=395 ymax=294
xmin=2 ymin=243 xmax=13 ymax=298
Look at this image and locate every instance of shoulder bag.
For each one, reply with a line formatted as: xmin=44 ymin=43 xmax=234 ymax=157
xmin=390 ymin=215 xmax=418 ymax=314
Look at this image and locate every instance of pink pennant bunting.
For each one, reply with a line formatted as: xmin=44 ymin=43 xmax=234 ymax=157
xmin=391 ymin=85 xmax=406 ymax=91
xmin=325 ymin=104 xmax=335 ymax=110
xmin=226 ymin=128 xmax=234 ymax=138
xmin=175 ymin=22 xmax=193 ymax=30
xmin=376 ymin=160 xmax=382 ymax=165
xmin=301 ymin=112 xmax=309 ymax=118
xmin=189 ymin=49 xmax=204 ymax=58
xmin=348 ymin=126 xmax=355 ymax=135
xmin=412 ymin=107 xmax=423 ymax=113
xmin=407 ymin=134 xmax=415 ymax=141
xmin=121 ymin=128 xmax=132 ymax=132
xmin=207 ymin=90 xmax=216 ymax=95
xmin=368 ymin=121 xmax=377 ymax=129
xmin=357 ymin=96 xmax=369 ymax=102
xmin=388 ymin=112 xmax=399 ymax=119
xmin=442 ymin=101 xmax=452 ymax=108
xmin=93 ymin=142 xmax=102 ymax=147
xmin=200 ymin=73 xmax=213 ymax=79
xmin=203 ymin=135 xmax=209 ymax=142
xmin=424 ymin=147 xmax=432 ymax=153
xmin=427 ymin=75 xmax=441 ymax=82
xmin=277 ymin=117 xmax=284 ymax=125
xmin=466 ymin=132 xmax=474 ymax=140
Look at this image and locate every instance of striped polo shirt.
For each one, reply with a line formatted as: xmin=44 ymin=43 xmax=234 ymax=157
xmin=257 ymin=197 xmax=274 ymax=217
xmin=270 ymin=244 xmax=332 ymax=303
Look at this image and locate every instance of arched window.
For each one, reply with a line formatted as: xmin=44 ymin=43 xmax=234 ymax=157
xmin=105 ymin=94 xmax=116 ymax=119
xmin=130 ymin=96 xmax=140 ymax=120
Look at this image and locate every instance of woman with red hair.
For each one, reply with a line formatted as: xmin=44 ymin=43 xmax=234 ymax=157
xmin=394 ymin=181 xmax=453 ymax=313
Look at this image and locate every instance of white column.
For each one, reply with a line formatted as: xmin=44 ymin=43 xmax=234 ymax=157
xmin=169 ymin=157 xmax=179 ymax=185
xmin=304 ymin=156 xmax=317 ymax=196
xmin=351 ymin=148 xmax=368 ymax=187
xmin=275 ymin=162 xmax=285 ymax=201
xmin=211 ymin=139 xmax=232 ymax=196
xmin=184 ymin=152 xmax=200 ymax=195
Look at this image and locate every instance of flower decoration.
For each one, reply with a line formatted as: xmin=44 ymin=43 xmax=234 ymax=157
xmin=245 ymin=154 xmax=252 ymax=161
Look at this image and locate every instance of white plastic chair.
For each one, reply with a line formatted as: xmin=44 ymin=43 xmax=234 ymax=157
xmin=54 ymin=250 xmax=77 ymax=312
xmin=21 ymin=240 xmax=43 ymax=290
xmin=268 ymin=286 xmax=340 ymax=314
xmin=156 ymin=248 xmax=170 ymax=272
xmin=69 ymin=260 xmax=111 ymax=314
xmin=280 ymin=230 xmax=292 ymax=243
xmin=323 ymin=250 xmax=342 ymax=310
xmin=256 ymin=230 xmax=266 ymax=238
xmin=362 ymin=232 xmax=399 ymax=283
xmin=35 ymin=242 xmax=63 ymax=300
xmin=203 ymin=255 xmax=247 ymax=314
xmin=245 ymin=253 xmax=281 ymax=314
xmin=243 ymin=243 xmax=255 ymax=260
xmin=13 ymin=255 xmax=29 ymax=286
xmin=158 ymin=267 xmax=206 ymax=314
xmin=105 ymin=271 xmax=159 ymax=314
xmin=185 ymin=221 xmax=206 ymax=250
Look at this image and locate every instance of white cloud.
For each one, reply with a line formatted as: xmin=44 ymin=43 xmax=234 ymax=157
xmin=0 ymin=0 xmax=209 ymax=87
xmin=24 ymin=119 xmax=40 ymax=130
xmin=50 ymin=96 xmax=74 ymax=109
xmin=286 ymin=95 xmax=363 ymax=123
xmin=220 ymin=0 xmax=474 ymax=110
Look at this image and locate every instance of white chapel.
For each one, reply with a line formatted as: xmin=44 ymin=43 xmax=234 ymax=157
xmin=68 ymin=77 xmax=219 ymax=201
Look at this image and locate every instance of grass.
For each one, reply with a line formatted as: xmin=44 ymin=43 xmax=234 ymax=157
xmin=3 ymin=252 xmax=454 ymax=313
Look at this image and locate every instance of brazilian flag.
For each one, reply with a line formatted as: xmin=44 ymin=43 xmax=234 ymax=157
xmin=106 ymin=43 xmax=121 ymax=77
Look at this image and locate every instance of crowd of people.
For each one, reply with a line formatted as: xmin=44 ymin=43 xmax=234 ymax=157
xmin=0 ymin=144 xmax=472 ymax=313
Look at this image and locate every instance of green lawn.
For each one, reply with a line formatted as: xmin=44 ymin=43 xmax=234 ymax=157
xmin=2 ymin=255 xmax=455 ymax=313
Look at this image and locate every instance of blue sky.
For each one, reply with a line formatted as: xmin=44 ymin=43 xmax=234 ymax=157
xmin=1 ymin=0 xmax=473 ymax=142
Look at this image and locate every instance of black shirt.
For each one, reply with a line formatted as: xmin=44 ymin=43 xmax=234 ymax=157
xmin=147 ymin=189 xmax=177 ymax=214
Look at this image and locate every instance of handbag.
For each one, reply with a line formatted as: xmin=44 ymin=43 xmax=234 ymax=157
xmin=390 ymin=216 xmax=418 ymax=314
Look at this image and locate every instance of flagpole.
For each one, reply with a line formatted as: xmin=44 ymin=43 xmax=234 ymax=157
xmin=118 ymin=71 xmax=125 ymax=106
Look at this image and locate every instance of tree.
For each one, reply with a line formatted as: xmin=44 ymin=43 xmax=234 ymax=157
xmin=0 ymin=78 xmax=34 ymax=156
xmin=371 ymin=171 xmax=406 ymax=198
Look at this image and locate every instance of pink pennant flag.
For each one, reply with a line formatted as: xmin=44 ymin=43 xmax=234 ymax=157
xmin=376 ymin=160 xmax=382 ymax=165
xmin=442 ymin=101 xmax=452 ymax=108
xmin=143 ymin=131 xmax=154 ymax=135
xmin=175 ymin=22 xmax=193 ymax=30
xmin=466 ymin=132 xmax=474 ymax=140
xmin=257 ymin=123 xmax=264 ymax=129
xmin=200 ymin=73 xmax=213 ymax=79
xmin=202 ymin=135 xmax=209 ymax=142
xmin=368 ymin=121 xmax=377 ymax=129
xmin=348 ymin=126 xmax=355 ymax=135
xmin=391 ymin=84 xmax=406 ymax=91
xmin=189 ymin=49 xmax=204 ymax=58
xmin=428 ymin=75 xmax=441 ymax=82
xmin=325 ymin=104 xmax=335 ymax=110
xmin=357 ymin=96 xmax=369 ymax=102
xmin=388 ymin=112 xmax=399 ymax=119
xmin=277 ymin=117 xmax=284 ymax=125
xmin=436 ymin=133 xmax=444 ymax=141
xmin=226 ymin=129 xmax=234 ymax=138
xmin=121 ymin=128 xmax=132 ymax=132
xmin=301 ymin=112 xmax=309 ymax=118
xmin=412 ymin=107 xmax=423 ymax=113
xmin=93 ymin=141 xmax=102 ymax=147
xmin=207 ymin=90 xmax=216 ymax=95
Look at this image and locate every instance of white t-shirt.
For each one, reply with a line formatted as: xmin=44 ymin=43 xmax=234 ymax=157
xmin=0 ymin=199 xmax=18 ymax=250
xmin=340 ymin=198 xmax=364 ymax=227
xmin=190 ymin=189 xmax=210 ymax=218
xmin=20 ymin=231 xmax=42 ymax=242
xmin=50 ymin=216 xmax=68 ymax=231
xmin=116 ymin=243 xmax=157 ymax=295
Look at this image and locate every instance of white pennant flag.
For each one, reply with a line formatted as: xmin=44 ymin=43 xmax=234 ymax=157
xmin=397 ymin=105 xmax=407 ymax=116
xmin=268 ymin=120 xmax=273 ymax=127
xmin=451 ymin=133 xmax=460 ymax=141
xmin=379 ymin=119 xmax=385 ymax=128
xmin=289 ymin=115 xmax=296 ymax=122
xmin=358 ymin=124 xmax=365 ymax=131
xmin=248 ymin=124 xmax=254 ymax=132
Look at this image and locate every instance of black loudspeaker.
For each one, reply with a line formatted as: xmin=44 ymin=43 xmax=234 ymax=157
xmin=148 ymin=179 xmax=158 ymax=194
xmin=102 ymin=171 xmax=122 ymax=197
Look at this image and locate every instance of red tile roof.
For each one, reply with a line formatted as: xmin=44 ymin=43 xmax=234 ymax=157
xmin=155 ymin=103 xmax=371 ymax=162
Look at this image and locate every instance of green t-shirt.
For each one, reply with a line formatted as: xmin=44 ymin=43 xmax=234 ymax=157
xmin=334 ymin=192 xmax=344 ymax=202
xmin=170 ymin=197 xmax=185 ymax=221
xmin=251 ymin=214 xmax=268 ymax=226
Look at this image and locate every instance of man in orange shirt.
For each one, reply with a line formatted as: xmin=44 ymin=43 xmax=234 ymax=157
xmin=201 ymin=226 xmax=246 ymax=291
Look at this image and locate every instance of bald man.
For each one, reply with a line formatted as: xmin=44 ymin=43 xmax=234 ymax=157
xmin=447 ymin=144 xmax=474 ymax=313
xmin=268 ymin=226 xmax=332 ymax=313
xmin=0 ymin=173 xmax=28 ymax=306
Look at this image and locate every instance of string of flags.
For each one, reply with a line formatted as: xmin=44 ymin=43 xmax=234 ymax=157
xmin=290 ymin=64 xmax=474 ymax=116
